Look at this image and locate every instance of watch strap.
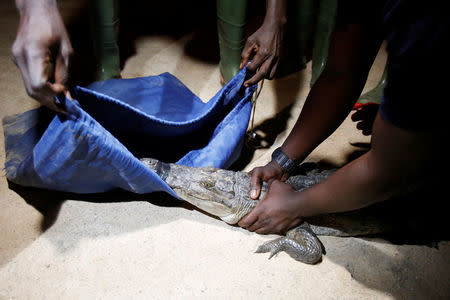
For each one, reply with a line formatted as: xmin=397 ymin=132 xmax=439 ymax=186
xmin=271 ymin=147 xmax=298 ymax=174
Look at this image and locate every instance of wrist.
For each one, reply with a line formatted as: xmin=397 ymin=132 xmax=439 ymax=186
xmin=262 ymin=17 xmax=287 ymax=32
xmin=271 ymin=147 xmax=298 ymax=175
xmin=267 ymin=159 xmax=285 ymax=176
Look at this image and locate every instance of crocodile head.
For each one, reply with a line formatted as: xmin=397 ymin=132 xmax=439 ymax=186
xmin=140 ymin=158 xmax=263 ymax=224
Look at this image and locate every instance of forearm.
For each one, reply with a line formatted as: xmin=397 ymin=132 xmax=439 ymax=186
xmin=279 ymin=20 xmax=382 ymax=161
xmin=281 ymin=69 xmax=365 ymax=161
xmin=297 ymin=151 xmax=392 ymax=217
xmin=294 ymin=113 xmax=435 ymax=217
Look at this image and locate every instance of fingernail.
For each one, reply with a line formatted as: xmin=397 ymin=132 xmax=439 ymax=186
xmin=250 ymin=189 xmax=257 ymax=198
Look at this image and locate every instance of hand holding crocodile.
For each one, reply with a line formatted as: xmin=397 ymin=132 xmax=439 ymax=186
xmin=238 ymin=180 xmax=303 ymax=235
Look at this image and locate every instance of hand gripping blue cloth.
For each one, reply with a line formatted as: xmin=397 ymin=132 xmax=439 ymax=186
xmin=3 ymin=68 xmax=256 ymax=195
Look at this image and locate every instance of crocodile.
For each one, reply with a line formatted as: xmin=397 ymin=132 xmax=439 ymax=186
xmin=140 ymin=158 xmax=390 ymax=264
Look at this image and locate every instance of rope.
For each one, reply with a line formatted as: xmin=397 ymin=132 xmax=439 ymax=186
xmin=245 ymin=79 xmax=264 ymax=148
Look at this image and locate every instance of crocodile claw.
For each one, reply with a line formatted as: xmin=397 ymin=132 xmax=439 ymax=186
xmin=255 ymin=223 xmax=323 ymax=264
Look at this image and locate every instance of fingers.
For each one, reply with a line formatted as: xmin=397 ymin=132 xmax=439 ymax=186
xmin=39 ymin=84 xmax=67 ymax=113
xmin=52 ymin=47 xmax=72 ymax=108
xmin=240 ymin=213 xmax=291 ymax=235
xmin=268 ymin=57 xmax=279 ymax=80
xmin=248 ymin=161 xmax=285 ymax=199
xmin=65 ymin=89 xmax=73 ymax=100
xmin=240 ymin=42 xmax=257 ymax=69
xmin=54 ymin=45 xmax=71 ymax=86
xmin=251 ymin=218 xmax=271 ymax=234
xmin=13 ymin=41 xmax=69 ymax=113
xmin=237 ymin=204 xmax=274 ymax=234
xmin=28 ymin=48 xmax=67 ymax=112
xmin=249 ymin=168 xmax=263 ymax=199
xmin=245 ymin=45 xmax=269 ymax=72
xmin=244 ymin=216 xmax=299 ymax=235
xmin=244 ymin=58 xmax=273 ymax=87
xmin=237 ymin=206 xmax=260 ymax=229
xmin=242 ymin=41 xmax=273 ymax=86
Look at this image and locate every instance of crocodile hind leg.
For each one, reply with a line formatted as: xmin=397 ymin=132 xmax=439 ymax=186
xmin=255 ymin=223 xmax=323 ymax=264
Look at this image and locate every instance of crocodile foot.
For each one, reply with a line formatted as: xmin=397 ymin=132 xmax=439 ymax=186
xmin=255 ymin=223 xmax=323 ymax=264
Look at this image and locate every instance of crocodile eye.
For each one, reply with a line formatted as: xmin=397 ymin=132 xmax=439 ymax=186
xmin=200 ymin=180 xmax=215 ymax=189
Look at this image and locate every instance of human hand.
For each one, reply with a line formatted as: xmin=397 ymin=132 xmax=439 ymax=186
xmin=240 ymin=19 xmax=285 ymax=87
xmin=238 ymin=180 xmax=303 ymax=234
xmin=12 ymin=0 xmax=73 ymax=112
xmin=351 ymin=102 xmax=379 ymax=135
xmin=248 ymin=160 xmax=288 ymax=200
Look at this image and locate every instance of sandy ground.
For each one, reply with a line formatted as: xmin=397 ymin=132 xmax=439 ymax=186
xmin=1 ymin=1 xmax=449 ymax=299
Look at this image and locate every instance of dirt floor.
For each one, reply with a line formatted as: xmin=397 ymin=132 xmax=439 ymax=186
xmin=1 ymin=1 xmax=449 ymax=299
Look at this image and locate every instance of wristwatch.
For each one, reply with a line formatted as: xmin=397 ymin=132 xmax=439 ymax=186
xmin=271 ymin=147 xmax=298 ymax=174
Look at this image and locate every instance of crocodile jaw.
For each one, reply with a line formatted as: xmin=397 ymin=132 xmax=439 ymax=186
xmin=173 ymin=188 xmax=257 ymax=224
xmin=174 ymin=189 xmax=235 ymax=221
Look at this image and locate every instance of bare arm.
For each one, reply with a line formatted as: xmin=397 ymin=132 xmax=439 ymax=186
xmin=248 ymin=19 xmax=383 ymax=199
xmin=296 ymin=113 xmax=435 ymax=217
xmin=13 ymin=0 xmax=73 ymax=112
xmin=280 ymin=21 xmax=382 ymax=162
xmin=240 ymin=112 xmax=435 ymax=234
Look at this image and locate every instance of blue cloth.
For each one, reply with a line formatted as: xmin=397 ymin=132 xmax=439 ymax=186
xmin=3 ymin=68 xmax=256 ymax=195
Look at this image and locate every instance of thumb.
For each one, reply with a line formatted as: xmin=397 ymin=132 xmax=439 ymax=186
xmin=249 ymin=171 xmax=262 ymax=199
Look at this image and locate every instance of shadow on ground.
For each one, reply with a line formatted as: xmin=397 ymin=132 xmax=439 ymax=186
xmin=315 ymin=162 xmax=450 ymax=298
xmin=230 ymin=103 xmax=297 ymax=171
xmin=8 ymin=181 xmax=193 ymax=232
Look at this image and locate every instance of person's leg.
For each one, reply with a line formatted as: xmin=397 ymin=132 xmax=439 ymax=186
xmin=217 ymin=0 xmax=248 ymax=84
xmin=310 ymin=0 xmax=338 ymax=87
xmin=90 ymin=0 xmax=121 ymax=81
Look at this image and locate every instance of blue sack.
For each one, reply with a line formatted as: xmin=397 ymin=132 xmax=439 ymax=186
xmin=3 ymin=68 xmax=256 ymax=195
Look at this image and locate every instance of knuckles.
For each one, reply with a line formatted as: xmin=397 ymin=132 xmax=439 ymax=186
xmin=29 ymin=78 xmax=47 ymax=93
xmin=61 ymin=43 xmax=74 ymax=58
xmin=11 ymin=41 xmax=24 ymax=64
xmin=259 ymin=47 xmax=269 ymax=57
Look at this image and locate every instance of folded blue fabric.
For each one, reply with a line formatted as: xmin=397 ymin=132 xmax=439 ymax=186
xmin=3 ymin=68 xmax=256 ymax=195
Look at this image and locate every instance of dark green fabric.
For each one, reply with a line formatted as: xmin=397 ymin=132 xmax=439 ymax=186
xmin=217 ymin=0 xmax=248 ymax=83
xmin=217 ymin=0 xmax=338 ymax=84
xmin=90 ymin=0 xmax=121 ymax=81
xmin=275 ymin=0 xmax=315 ymax=78
xmin=357 ymin=65 xmax=387 ymax=104
xmin=310 ymin=0 xmax=337 ymax=87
